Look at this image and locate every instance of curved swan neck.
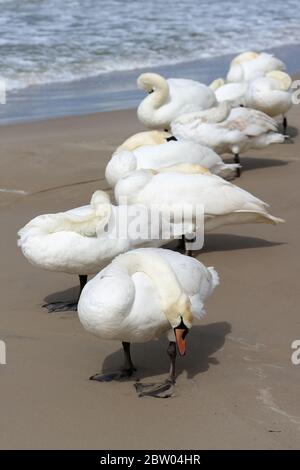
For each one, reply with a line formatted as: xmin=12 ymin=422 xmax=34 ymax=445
xmin=138 ymin=73 xmax=169 ymax=110
xmin=217 ymin=101 xmax=232 ymax=120
xmin=115 ymin=251 xmax=192 ymax=328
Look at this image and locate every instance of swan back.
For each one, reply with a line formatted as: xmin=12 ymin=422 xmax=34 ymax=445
xmin=227 ymin=52 xmax=285 ymax=83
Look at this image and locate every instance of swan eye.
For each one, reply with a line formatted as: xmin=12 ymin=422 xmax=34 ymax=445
xmin=148 ymin=89 xmax=154 ymax=94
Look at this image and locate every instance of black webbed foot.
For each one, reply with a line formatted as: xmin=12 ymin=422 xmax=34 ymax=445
xmin=90 ymin=368 xmax=136 ymax=382
xmin=43 ymin=301 xmax=78 ymax=312
xmin=134 ymin=379 xmax=175 ymax=398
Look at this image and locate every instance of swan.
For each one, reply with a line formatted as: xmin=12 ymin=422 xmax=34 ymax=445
xmin=214 ymin=71 xmax=293 ymax=133
xmin=227 ymin=52 xmax=285 ymax=83
xmin=106 ymin=140 xmax=239 ymax=187
xmin=18 ymin=190 xmax=186 ymax=312
xmin=114 ymin=168 xmax=284 ymax=246
xmin=78 ymin=247 xmax=219 ymax=397
xmin=171 ymin=106 xmax=285 ymax=176
xmin=137 ymin=72 xmax=217 ymax=130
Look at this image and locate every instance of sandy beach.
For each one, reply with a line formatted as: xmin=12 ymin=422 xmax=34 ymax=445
xmin=0 ymin=89 xmax=300 ymax=449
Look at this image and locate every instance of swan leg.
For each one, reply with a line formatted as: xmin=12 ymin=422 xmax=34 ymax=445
xmin=234 ymin=154 xmax=241 ymax=177
xmin=90 ymin=342 xmax=136 ymax=382
xmin=283 ymin=116 xmax=288 ymax=135
xmin=134 ymin=342 xmax=176 ymax=398
xmin=43 ymin=274 xmax=88 ymax=312
xmin=184 ymin=235 xmax=195 ymax=257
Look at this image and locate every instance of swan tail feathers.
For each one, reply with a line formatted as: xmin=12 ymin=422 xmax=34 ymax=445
xmin=264 ymin=215 xmax=285 ymax=225
xmin=268 ymin=133 xmax=286 ymax=144
xmin=235 ymin=210 xmax=285 ymax=225
xmin=208 ymin=267 xmax=220 ymax=289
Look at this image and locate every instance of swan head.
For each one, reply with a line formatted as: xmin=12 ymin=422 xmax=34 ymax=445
xmin=209 ymin=77 xmax=226 ymax=91
xmin=137 ymin=72 xmax=167 ymax=93
xmin=90 ymin=190 xmax=110 ymax=208
xmin=90 ymin=190 xmax=111 ymax=215
xmin=265 ymin=70 xmax=292 ymax=91
xmin=90 ymin=191 xmax=112 ymax=234
xmin=105 ymin=151 xmax=137 ymax=187
xmin=166 ymin=294 xmax=193 ymax=356
xmin=174 ymin=318 xmax=190 ymax=356
xmin=137 ymin=73 xmax=170 ymax=127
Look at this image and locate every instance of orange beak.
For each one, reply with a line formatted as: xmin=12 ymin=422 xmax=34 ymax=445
xmin=175 ymin=328 xmax=188 ymax=356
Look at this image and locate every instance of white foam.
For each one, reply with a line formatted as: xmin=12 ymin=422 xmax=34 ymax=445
xmin=0 ymin=189 xmax=28 ymax=195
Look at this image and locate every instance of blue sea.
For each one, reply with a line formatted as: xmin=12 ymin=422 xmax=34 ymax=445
xmin=0 ymin=0 xmax=300 ymax=123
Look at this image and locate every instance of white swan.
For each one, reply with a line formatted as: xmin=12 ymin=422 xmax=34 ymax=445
xmin=18 ymin=190 xmax=185 ymax=312
xmin=106 ymin=140 xmax=239 ymax=187
xmin=214 ymin=71 xmax=293 ymax=133
xmin=227 ymin=51 xmax=285 ymax=83
xmin=114 ymin=168 xmax=284 ymax=241
xmin=137 ymin=72 xmax=217 ymax=130
xmin=78 ymin=247 xmax=219 ymax=397
xmin=171 ymin=106 xmax=285 ymax=176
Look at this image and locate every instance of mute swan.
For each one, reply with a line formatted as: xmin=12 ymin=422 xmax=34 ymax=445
xmin=214 ymin=71 xmax=293 ymax=133
xmin=227 ymin=52 xmax=285 ymax=83
xmin=106 ymin=140 xmax=239 ymax=187
xmin=18 ymin=191 xmax=185 ymax=312
xmin=114 ymin=168 xmax=284 ymax=242
xmin=137 ymin=72 xmax=217 ymax=130
xmin=171 ymin=106 xmax=285 ymax=176
xmin=78 ymin=247 xmax=219 ymax=397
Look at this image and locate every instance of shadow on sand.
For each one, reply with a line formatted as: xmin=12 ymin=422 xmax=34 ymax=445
xmin=101 ymin=321 xmax=231 ymax=381
xmin=201 ymin=233 xmax=285 ymax=253
xmin=43 ymin=283 xmax=81 ymax=308
xmin=225 ymin=155 xmax=289 ymax=172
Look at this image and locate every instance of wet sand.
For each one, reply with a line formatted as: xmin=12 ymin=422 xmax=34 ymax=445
xmin=0 ymin=97 xmax=300 ymax=449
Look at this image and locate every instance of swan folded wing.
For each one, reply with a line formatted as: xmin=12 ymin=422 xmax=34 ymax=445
xmin=226 ymin=108 xmax=278 ymax=133
xmin=203 ymin=181 xmax=269 ymax=215
xmin=171 ymin=103 xmax=229 ymax=127
xmin=168 ymin=80 xmax=217 ymax=112
xmin=79 ymin=264 xmax=136 ymax=333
